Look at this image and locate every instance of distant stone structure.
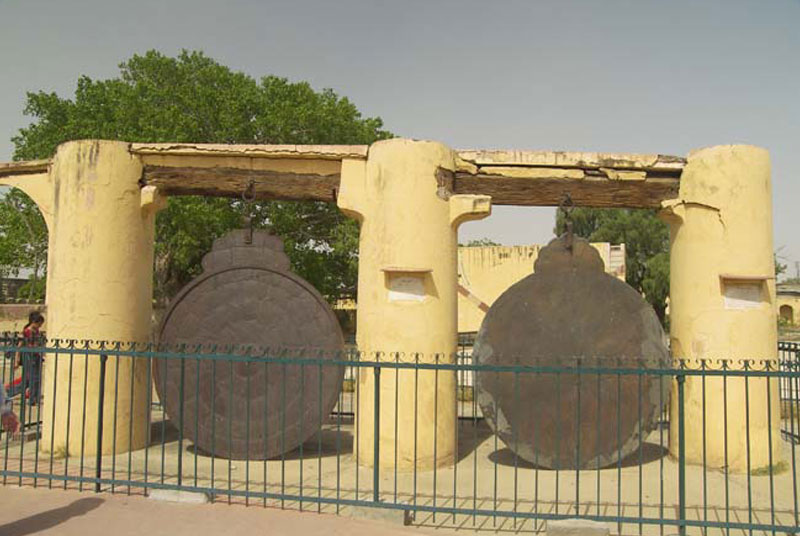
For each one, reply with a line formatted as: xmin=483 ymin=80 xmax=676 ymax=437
xmin=457 ymin=242 xmax=626 ymax=333
xmin=0 ymin=277 xmax=29 ymax=303
xmin=0 ymin=303 xmax=44 ymax=333
xmin=778 ymin=283 xmax=800 ymax=326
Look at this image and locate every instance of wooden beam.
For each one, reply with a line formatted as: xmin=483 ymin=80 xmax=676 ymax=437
xmin=143 ymin=165 xmax=339 ymax=202
xmin=452 ymin=150 xmax=684 ymax=208
xmin=452 ymin=172 xmax=680 ymax=208
xmin=135 ymin=143 xmax=366 ymax=202
xmin=0 ymin=159 xmax=50 ymax=179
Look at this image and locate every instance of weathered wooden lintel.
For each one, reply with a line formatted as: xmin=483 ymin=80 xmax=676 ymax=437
xmin=142 ymin=166 xmax=681 ymax=208
xmin=453 ymin=172 xmax=680 ymax=209
xmin=143 ymin=165 xmax=341 ymax=202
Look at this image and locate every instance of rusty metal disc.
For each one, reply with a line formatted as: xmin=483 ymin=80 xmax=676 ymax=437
xmin=473 ymin=235 xmax=669 ymax=469
xmin=156 ymin=229 xmax=344 ymax=460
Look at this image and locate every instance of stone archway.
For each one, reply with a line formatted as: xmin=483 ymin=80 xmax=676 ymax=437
xmin=0 ymin=163 xmax=53 ymax=308
xmin=780 ymin=304 xmax=795 ymax=325
xmin=0 ymin=187 xmax=49 ymax=303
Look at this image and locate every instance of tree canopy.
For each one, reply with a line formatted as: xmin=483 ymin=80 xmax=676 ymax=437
xmin=7 ymin=49 xmax=391 ymax=303
xmin=555 ymin=208 xmax=670 ymax=323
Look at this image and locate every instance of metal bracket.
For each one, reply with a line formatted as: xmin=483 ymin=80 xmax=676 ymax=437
xmin=559 ymin=192 xmax=575 ymax=251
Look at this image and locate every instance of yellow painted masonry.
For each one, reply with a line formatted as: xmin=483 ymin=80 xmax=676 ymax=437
xmin=0 ymin=171 xmax=54 ymax=231
xmin=457 ymin=243 xmax=626 ymax=333
xmin=661 ymin=145 xmax=780 ymax=473
xmin=338 ymin=139 xmax=490 ymax=471
xmin=40 ymin=141 xmax=158 ymax=455
xmin=0 ymin=140 xmax=163 ymax=457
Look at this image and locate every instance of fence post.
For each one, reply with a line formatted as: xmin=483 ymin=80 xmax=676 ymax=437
xmin=676 ymin=371 xmax=686 ymax=536
xmin=178 ymin=358 xmax=185 ymax=488
xmin=373 ymin=364 xmax=381 ymax=504
xmin=95 ymin=354 xmax=108 ymax=493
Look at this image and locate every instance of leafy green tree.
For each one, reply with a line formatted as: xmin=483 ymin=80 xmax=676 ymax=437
xmin=774 ymin=251 xmax=788 ymax=279
xmin=10 ymin=49 xmax=391 ymax=303
xmin=555 ymin=208 xmax=670 ymax=323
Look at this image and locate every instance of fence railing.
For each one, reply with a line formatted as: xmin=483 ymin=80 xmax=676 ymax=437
xmin=0 ymin=337 xmax=797 ymax=535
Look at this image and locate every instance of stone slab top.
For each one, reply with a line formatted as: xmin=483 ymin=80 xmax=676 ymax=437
xmin=1 ymin=144 xmax=686 ymax=172
xmin=130 ymin=142 xmax=370 ymax=160
xmin=456 ymin=149 xmax=686 ymax=171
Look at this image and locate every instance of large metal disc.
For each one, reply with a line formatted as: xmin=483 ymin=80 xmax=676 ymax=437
xmin=473 ymin=235 xmax=669 ymax=469
xmin=156 ymin=230 xmax=344 ymax=460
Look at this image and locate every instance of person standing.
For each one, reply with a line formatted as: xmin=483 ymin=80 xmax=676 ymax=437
xmin=9 ymin=312 xmax=45 ymax=405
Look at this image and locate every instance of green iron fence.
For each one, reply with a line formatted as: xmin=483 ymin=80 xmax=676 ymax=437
xmin=0 ymin=336 xmax=797 ymax=535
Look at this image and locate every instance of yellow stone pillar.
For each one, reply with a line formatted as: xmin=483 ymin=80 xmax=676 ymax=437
xmin=338 ymin=139 xmax=490 ymax=471
xmin=663 ymin=145 xmax=781 ymax=473
xmin=41 ymin=140 xmax=161 ymax=455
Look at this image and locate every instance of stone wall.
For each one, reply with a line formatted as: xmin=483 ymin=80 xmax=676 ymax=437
xmin=0 ymin=303 xmax=46 ymax=333
xmin=457 ymin=242 xmax=625 ymax=333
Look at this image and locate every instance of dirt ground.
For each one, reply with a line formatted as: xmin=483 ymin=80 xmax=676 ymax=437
xmin=0 ymin=485 xmax=441 ymax=536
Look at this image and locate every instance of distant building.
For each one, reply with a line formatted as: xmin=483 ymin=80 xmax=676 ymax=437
xmin=778 ymin=283 xmax=800 ymax=326
xmin=0 ymin=277 xmax=28 ymax=303
xmin=457 ymin=243 xmax=626 ymax=333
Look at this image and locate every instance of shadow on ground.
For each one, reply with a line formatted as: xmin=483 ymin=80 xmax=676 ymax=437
xmin=149 ymin=418 xmax=180 ymax=445
xmin=158 ymin=417 xmax=492 ymax=464
xmin=488 ymin=442 xmax=669 ymax=470
xmin=183 ymin=428 xmax=356 ymax=462
xmin=0 ymin=497 xmax=103 ymax=535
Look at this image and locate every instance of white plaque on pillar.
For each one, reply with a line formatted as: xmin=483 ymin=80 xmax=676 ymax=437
xmin=722 ymin=281 xmax=764 ymax=310
xmin=388 ymin=275 xmax=426 ymax=302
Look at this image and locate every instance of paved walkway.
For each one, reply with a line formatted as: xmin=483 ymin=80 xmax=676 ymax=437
xmin=0 ymin=486 xmax=434 ymax=536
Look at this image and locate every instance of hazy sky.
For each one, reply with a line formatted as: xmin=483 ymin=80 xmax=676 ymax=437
xmin=1 ymin=0 xmax=798 ymax=275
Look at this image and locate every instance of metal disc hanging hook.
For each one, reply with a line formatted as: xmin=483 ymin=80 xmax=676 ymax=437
xmin=242 ymin=179 xmax=257 ymax=203
xmin=241 ymin=180 xmax=257 ymax=245
xmin=559 ymin=192 xmax=575 ymax=251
